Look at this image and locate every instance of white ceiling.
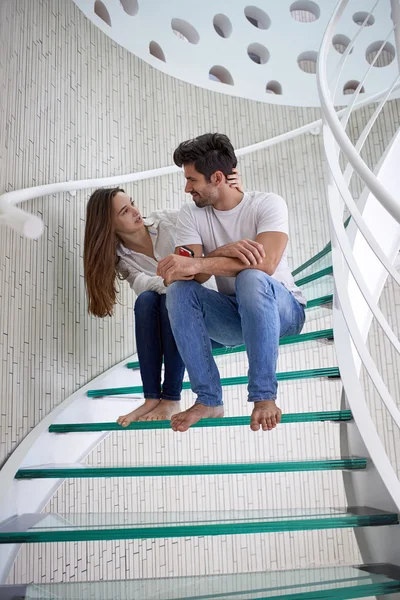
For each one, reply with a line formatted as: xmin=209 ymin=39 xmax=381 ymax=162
xmin=72 ymin=0 xmax=399 ymax=107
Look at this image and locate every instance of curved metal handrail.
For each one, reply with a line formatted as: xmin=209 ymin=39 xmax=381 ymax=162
xmin=343 ymin=72 xmax=400 ymax=187
xmin=326 ymin=147 xmax=400 ymax=426
xmin=1 ymin=82 xmax=400 ymax=240
xmin=325 ymin=131 xmax=400 ymax=352
xmin=317 ymin=0 xmax=400 ymax=224
xmin=339 ymin=30 xmax=397 ymax=132
xmin=327 ymin=125 xmax=400 ymax=287
xmin=331 ymin=1 xmax=380 ymax=102
xmin=317 ymin=0 xmax=400 ymax=513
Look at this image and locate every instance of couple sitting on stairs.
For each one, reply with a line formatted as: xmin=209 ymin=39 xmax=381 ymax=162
xmin=83 ymin=133 xmax=307 ymax=432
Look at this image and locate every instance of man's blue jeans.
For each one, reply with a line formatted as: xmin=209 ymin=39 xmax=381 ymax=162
xmin=166 ymin=270 xmax=305 ymax=407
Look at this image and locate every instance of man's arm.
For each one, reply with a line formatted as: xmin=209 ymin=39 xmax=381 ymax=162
xmin=195 ymin=232 xmax=287 ymax=277
xmin=174 ymin=237 xmax=266 ymax=282
xmin=158 ymin=232 xmax=288 ymax=282
xmin=206 ymin=239 xmax=265 ymax=266
xmin=174 ymin=244 xmax=211 ymax=284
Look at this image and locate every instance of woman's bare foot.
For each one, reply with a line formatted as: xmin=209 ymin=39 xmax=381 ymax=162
xmin=117 ymin=399 xmax=160 ymax=427
xmin=250 ymin=400 xmax=282 ymax=431
xmin=138 ymin=400 xmax=181 ymax=421
xmin=170 ymin=404 xmax=224 ymax=432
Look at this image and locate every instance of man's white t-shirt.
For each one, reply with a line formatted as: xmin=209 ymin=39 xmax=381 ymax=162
xmin=175 ymin=191 xmax=306 ymax=305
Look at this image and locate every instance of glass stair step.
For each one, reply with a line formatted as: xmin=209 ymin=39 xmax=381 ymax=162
xmin=0 ymin=507 xmax=397 ymax=544
xmin=87 ymin=367 xmax=340 ymax=398
xmin=294 ymin=265 xmax=333 ymax=287
xmin=1 ymin=563 xmax=400 ymax=599
xmin=126 ymin=328 xmax=334 ymax=370
xmin=15 ymin=457 xmax=366 ymax=480
xmin=299 ymin=274 xmax=334 ymax=304
xmin=292 ymin=243 xmax=332 ymax=277
xmin=291 ymin=217 xmax=349 ymax=280
xmin=49 ymin=409 xmax=352 ymax=433
xmin=308 ymin=293 xmax=333 ymax=308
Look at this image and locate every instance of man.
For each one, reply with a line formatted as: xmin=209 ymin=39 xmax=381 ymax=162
xmin=157 ymin=133 xmax=306 ymax=432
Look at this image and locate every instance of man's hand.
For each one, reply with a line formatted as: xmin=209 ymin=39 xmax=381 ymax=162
xmin=157 ymin=254 xmax=199 ymax=286
xmin=209 ymin=239 xmax=265 ymax=266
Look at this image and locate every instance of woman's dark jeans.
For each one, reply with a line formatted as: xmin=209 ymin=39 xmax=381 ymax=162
xmin=134 ymin=291 xmax=185 ymax=401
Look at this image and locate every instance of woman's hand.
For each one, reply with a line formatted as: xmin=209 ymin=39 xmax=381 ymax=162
xmin=226 ymin=167 xmax=244 ymax=193
xmin=157 ymin=254 xmax=199 ymax=286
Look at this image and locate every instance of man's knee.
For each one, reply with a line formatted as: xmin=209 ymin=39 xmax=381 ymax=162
xmin=134 ymin=290 xmax=159 ymax=315
xmin=236 ymin=269 xmax=272 ymax=295
xmin=166 ymin=280 xmax=200 ymax=314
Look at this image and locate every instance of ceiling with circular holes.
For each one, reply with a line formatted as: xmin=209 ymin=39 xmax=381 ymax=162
xmin=73 ymin=0 xmax=398 ymax=107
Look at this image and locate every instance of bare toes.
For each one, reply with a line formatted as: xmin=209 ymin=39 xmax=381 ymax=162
xmin=250 ymin=418 xmax=260 ymax=432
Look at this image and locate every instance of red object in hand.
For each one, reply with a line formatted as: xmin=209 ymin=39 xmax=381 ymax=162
xmin=178 ymin=246 xmax=195 ymax=258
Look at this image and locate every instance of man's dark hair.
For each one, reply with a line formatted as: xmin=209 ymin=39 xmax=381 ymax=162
xmin=173 ymin=133 xmax=237 ymax=181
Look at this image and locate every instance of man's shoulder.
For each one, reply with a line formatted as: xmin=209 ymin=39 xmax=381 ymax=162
xmin=247 ymin=191 xmax=286 ymax=205
xmin=178 ymin=202 xmax=211 ymax=220
xmin=246 ymin=192 xmax=288 ymax=217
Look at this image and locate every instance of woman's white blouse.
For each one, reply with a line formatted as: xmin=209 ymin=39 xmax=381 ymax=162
xmin=116 ymin=209 xmax=179 ymax=296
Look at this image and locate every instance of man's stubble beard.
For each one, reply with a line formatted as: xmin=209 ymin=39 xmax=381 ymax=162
xmin=193 ymin=196 xmax=212 ymax=208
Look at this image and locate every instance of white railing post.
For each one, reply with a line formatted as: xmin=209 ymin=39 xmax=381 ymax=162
xmin=391 ymin=0 xmax=400 ymax=71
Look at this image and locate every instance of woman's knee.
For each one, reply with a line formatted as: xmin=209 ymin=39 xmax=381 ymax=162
xmin=134 ymin=290 xmax=160 ymax=315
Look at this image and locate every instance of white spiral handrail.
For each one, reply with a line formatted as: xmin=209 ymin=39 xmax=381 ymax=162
xmin=318 ymin=1 xmax=400 ymax=224
xmin=1 ymin=81 xmax=400 ymax=240
xmin=317 ymin=0 xmax=400 ymax=509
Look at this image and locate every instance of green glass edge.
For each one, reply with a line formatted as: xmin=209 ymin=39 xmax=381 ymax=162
xmin=17 ymin=581 xmax=400 ymax=600
xmin=291 ymin=242 xmax=332 ymax=277
xmin=294 ymin=266 xmax=333 ymax=287
xmin=87 ymin=367 xmax=340 ymax=398
xmin=15 ymin=458 xmax=366 ymax=480
xmin=0 ymin=513 xmax=397 ymax=544
xmin=291 ymin=216 xmax=350 ymax=278
xmin=127 ymin=328 xmax=334 ymax=370
xmin=3 ymin=575 xmax=377 ymax=600
xmin=261 ymin=580 xmax=400 ymax=600
xmin=49 ymin=410 xmax=352 ymax=433
xmin=6 ymin=575 xmax=400 ymax=600
xmin=307 ymin=294 xmax=333 ymax=308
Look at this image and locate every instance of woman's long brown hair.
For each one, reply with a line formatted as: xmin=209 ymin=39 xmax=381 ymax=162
xmin=84 ymin=187 xmax=125 ymax=317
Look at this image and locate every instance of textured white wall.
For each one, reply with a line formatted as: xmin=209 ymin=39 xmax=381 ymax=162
xmin=1 ymin=0 xmax=400 ymax=585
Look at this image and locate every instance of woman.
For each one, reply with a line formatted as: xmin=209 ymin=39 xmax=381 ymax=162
xmin=83 ymin=171 xmax=242 ymax=425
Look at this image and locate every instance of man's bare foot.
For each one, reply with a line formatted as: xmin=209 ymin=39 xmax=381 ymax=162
xmin=250 ymin=400 xmax=282 ymax=431
xmin=138 ymin=400 xmax=181 ymax=421
xmin=117 ymin=399 xmax=160 ymax=427
xmin=170 ymin=404 xmax=224 ymax=432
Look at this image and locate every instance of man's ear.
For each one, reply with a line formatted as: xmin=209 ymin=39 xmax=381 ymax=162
xmin=211 ymin=171 xmax=225 ymax=186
